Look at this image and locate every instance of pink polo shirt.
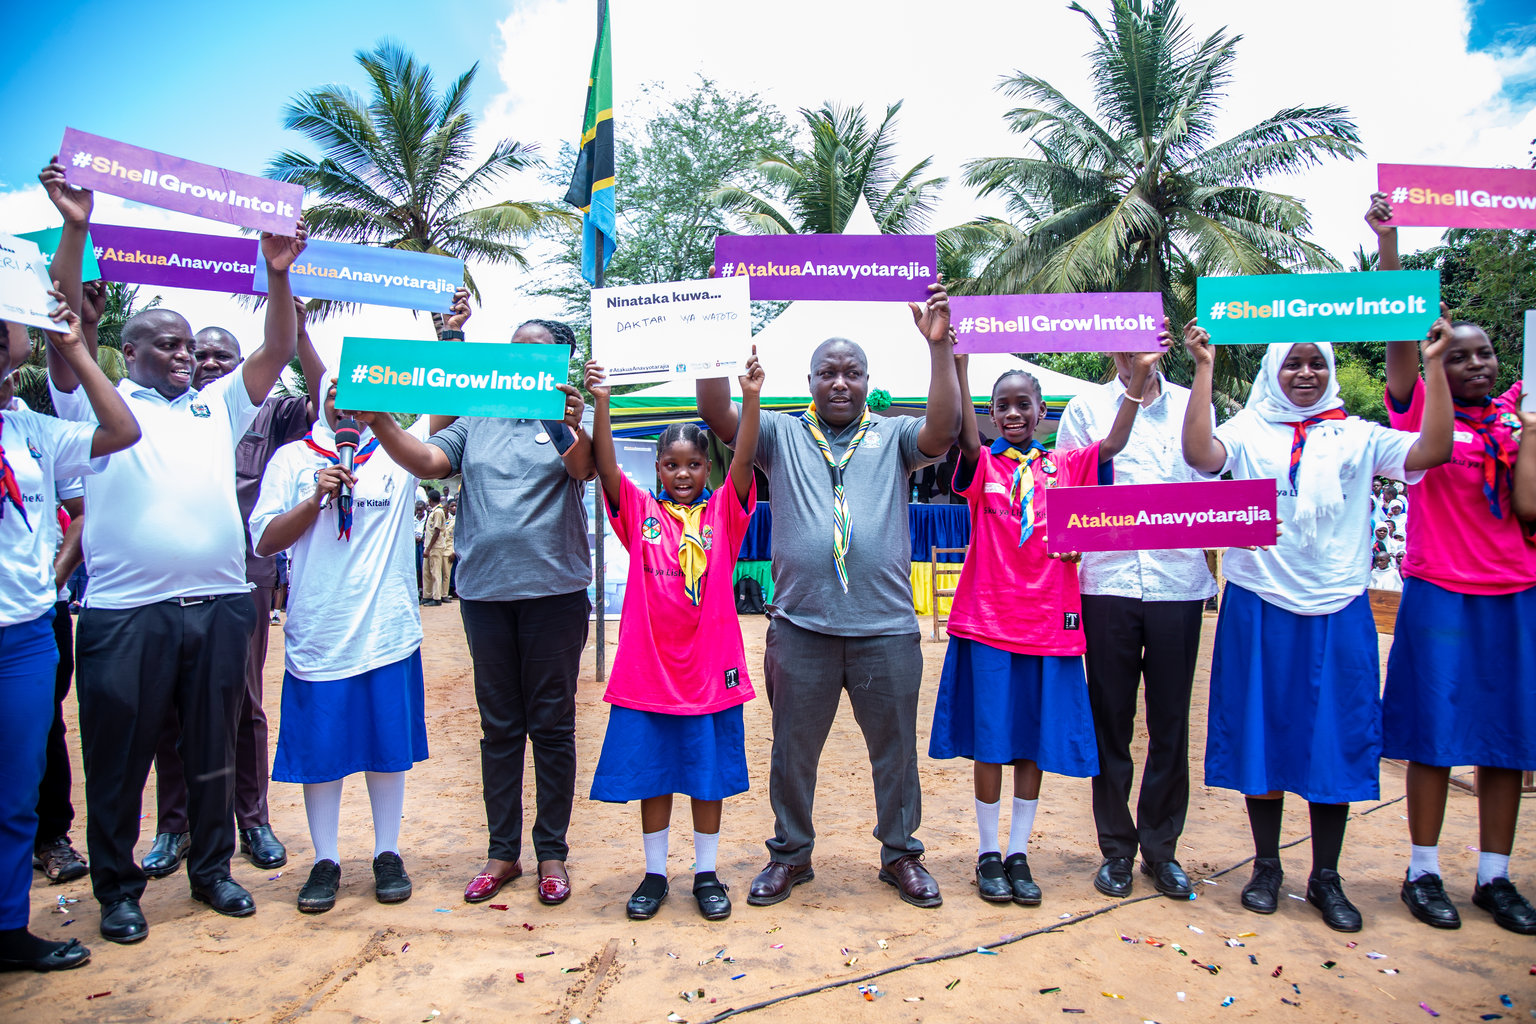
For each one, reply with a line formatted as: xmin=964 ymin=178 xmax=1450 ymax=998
xmin=605 ymin=474 xmax=757 ymax=714
xmin=946 ymin=442 xmax=1102 ymax=656
xmin=1387 ymin=378 xmax=1536 ymax=594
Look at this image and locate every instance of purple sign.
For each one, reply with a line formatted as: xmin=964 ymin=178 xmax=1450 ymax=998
xmin=713 ymin=234 xmax=936 ymax=301
xmin=950 ymin=293 xmax=1164 ymax=353
xmin=91 ymin=224 xmax=261 ymax=294
xmin=1046 ymin=479 xmax=1278 ymax=554
xmin=60 ymin=128 xmax=303 ymax=235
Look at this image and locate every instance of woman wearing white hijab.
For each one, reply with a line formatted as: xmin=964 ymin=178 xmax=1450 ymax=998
xmin=1180 ymin=319 xmax=1453 ymax=932
xmin=249 ymin=372 xmax=427 ymax=913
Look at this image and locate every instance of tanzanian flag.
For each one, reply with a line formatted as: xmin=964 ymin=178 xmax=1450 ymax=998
xmin=563 ymin=5 xmax=615 ymax=285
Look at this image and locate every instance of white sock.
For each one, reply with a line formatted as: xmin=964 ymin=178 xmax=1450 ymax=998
xmin=643 ymin=827 xmax=670 ymax=876
xmin=693 ymin=830 xmax=720 ymax=874
xmin=975 ymin=798 xmax=1001 ymax=856
xmin=1408 ymin=843 xmax=1440 ymax=881
xmin=365 ymin=771 xmax=406 ymax=858
xmin=1479 ymin=851 xmax=1511 ymax=886
xmin=1008 ymin=798 xmax=1039 ymax=858
xmin=303 ymin=779 xmax=345 ymax=865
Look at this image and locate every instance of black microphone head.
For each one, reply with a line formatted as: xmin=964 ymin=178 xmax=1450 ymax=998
xmin=334 ymin=418 xmax=361 ymax=449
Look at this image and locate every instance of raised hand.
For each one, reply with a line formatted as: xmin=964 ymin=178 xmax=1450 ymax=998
xmin=583 ymin=361 xmax=609 ymax=400
xmin=43 ymin=286 xmax=83 ymax=348
xmin=445 ymin=288 xmax=472 ymax=331
xmin=909 ymin=280 xmax=952 ymax=345
xmin=738 ymin=344 xmax=764 ymax=396
xmin=1365 ymin=191 xmax=1395 ymax=238
xmin=79 ymin=279 xmax=107 ymax=327
xmin=1423 ymin=301 xmax=1453 ymax=362
xmin=310 ymin=465 xmax=356 ymax=507
xmin=260 ymin=222 xmax=309 ymax=272
xmin=1175 ymin=317 xmax=1213 ymax=366
xmin=39 ymin=157 xmax=93 ymax=227
xmin=1130 ymin=335 xmax=1171 ymax=379
xmin=557 ymin=382 xmax=585 ymax=429
xmin=293 ymin=297 xmax=310 ymax=331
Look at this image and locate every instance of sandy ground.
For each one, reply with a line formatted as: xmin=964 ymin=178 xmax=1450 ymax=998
xmin=4 ymin=607 xmax=1533 ymax=1024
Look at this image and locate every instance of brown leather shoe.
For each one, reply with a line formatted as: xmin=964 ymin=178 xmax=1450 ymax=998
xmin=747 ymin=860 xmax=814 ymax=907
xmin=879 ymin=854 xmax=942 ymax=908
xmin=464 ymin=862 xmax=522 ymax=903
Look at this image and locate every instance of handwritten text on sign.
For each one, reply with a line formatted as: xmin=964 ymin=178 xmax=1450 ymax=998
xmin=1378 ymin=163 xmax=1536 ymax=231
xmin=1045 ymin=479 xmax=1278 ymax=554
xmin=591 ymin=275 xmax=751 ymax=385
xmin=950 ymin=293 xmax=1165 ymax=353
xmin=335 ymin=337 xmax=568 ymax=419
xmin=713 ymin=234 xmax=936 ymax=301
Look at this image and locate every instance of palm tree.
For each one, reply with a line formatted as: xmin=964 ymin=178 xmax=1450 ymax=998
xmin=712 ymin=101 xmax=946 ymax=234
xmin=962 ymin=0 xmax=1362 ymax=399
xmin=268 ymin=41 xmax=576 ymax=326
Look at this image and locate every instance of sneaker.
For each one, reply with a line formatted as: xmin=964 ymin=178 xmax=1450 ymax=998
xmin=1472 ymin=877 xmax=1536 ymax=935
xmin=1241 ymin=857 xmax=1283 ymax=914
xmin=1400 ymin=872 xmax=1460 ymax=929
xmin=33 ymin=836 xmax=88 ymax=884
xmin=297 ymin=860 xmax=341 ymax=913
xmin=373 ymin=852 xmax=413 ymax=904
xmin=269 ymin=610 xmax=281 ymax=624
xmin=1306 ymin=868 xmax=1363 ymax=932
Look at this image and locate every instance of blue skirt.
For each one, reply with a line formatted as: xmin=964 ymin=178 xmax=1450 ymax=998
xmin=1205 ymin=584 xmax=1380 ymax=803
xmin=928 ymin=637 xmax=1098 ymax=777
xmin=272 ymin=651 xmax=429 ymax=783
xmin=590 ymin=704 xmax=748 ymax=802
xmin=1383 ymin=578 xmax=1536 ymax=769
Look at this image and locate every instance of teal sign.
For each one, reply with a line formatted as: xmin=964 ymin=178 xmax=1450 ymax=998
xmin=1197 ymin=270 xmax=1440 ymax=344
xmin=334 ymin=337 xmax=568 ymax=418
xmin=18 ymin=228 xmax=102 ymax=282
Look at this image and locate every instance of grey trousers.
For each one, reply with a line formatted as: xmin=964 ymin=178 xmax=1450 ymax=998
xmin=763 ymin=617 xmax=925 ymax=868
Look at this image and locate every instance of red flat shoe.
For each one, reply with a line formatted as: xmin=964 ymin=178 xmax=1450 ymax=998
xmin=464 ymin=863 xmax=522 ymax=903
xmin=538 ymin=870 xmax=571 ymax=906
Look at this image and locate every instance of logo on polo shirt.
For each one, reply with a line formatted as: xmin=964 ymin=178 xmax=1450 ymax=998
xmin=191 ymin=403 xmax=211 ymax=418
xmin=26 ymin=438 xmax=42 ymax=460
xmin=863 ymin=431 xmax=882 ymax=449
xmin=641 ymin=517 xmax=662 ymax=543
xmin=724 ymin=667 xmax=739 ymax=689
xmin=701 ymin=524 xmax=714 ymax=551
xmin=1063 ymin=612 xmax=1080 ymax=631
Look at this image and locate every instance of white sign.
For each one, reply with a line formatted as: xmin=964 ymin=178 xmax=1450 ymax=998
xmin=1524 ymin=310 xmax=1535 ymax=413
xmin=591 ymin=275 xmax=751 ymax=385
xmin=0 ymin=233 xmax=59 ymax=332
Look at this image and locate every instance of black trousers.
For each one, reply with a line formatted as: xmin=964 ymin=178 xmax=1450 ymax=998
xmin=34 ymin=601 xmax=76 ymax=843
xmin=76 ymin=594 xmax=255 ymax=906
xmin=459 ymin=591 xmax=588 ymax=864
xmin=1082 ymin=595 xmax=1205 ymax=863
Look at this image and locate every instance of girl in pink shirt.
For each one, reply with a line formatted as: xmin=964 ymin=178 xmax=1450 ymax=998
xmin=1371 ymin=192 xmax=1536 ymax=935
xmin=931 ymin=347 xmax=1161 ymax=906
xmin=584 ymin=351 xmax=763 ymax=923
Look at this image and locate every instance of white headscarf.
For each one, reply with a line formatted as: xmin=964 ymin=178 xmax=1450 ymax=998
xmin=309 ymin=369 xmax=374 ymax=451
xmin=1245 ymin=342 xmax=1362 ymax=548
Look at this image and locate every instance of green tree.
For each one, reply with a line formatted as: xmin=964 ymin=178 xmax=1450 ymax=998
xmin=712 ymin=100 xmax=946 ymax=235
xmin=268 ymin=40 xmax=575 ymax=327
xmin=961 ymin=0 xmax=1362 ymax=404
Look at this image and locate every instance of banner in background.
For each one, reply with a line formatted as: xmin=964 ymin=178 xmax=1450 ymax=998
xmin=1046 ymin=479 xmax=1279 ymax=554
xmin=950 ymin=292 xmax=1164 ymax=352
xmin=1524 ymin=310 xmax=1535 ymax=414
xmin=1378 ymin=163 xmax=1536 ymax=230
xmin=59 ymin=127 xmax=303 ymax=234
xmin=1196 ymin=270 xmax=1440 ymax=345
xmin=17 ymin=228 xmax=102 ymax=282
xmin=0 ymin=233 xmax=61 ymax=332
xmin=591 ymin=275 xmax=751 ymax=385
xmin=254 ymin=239 xmax=462 ymax=311
xmin=713 ymin=233 xmax=937 ymax=301
xmin=90 ymin=223 xmax=260 ymax=294
xmin=334 ymin=337 xmax=568 ymax=419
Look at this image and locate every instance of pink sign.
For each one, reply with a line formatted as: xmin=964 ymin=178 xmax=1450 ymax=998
xmin=1378 ymin=163 xmax=1536 ymax=230
xmin=1045 ymin=479 xmax=1278 ymax=554
xmin=713 ymin=234 xmax=936 ymax=301
xmin=950 ymin=292 xmax=1164 ymax=353
xmin=59 ymin=128 xmax=304 ymax=235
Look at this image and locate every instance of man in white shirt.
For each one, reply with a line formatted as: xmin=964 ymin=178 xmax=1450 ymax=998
xmin=1056 ymin=355 xmax=1216 ymax=901
xmin=45 ymin=170 xmax=306 ymax=943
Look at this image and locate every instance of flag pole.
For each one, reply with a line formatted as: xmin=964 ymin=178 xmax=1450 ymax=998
xmin=592 ymin=0 xmax=609 ymax=683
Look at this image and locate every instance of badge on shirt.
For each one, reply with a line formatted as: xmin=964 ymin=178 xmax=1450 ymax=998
xmin=190 ymin=403 xmax=211 ymax=418
xmin=26 ymin=438 xmax=42 ymax=460
xmin=1063 ymin=611 xmax=1080 ymax=631
xmin=984 ymin=482 xmax=1009 ymax=496
xmin=863 ymin=431 xmax=882 ymax=449
xmin=724 ymin=667 xmax=740 ymax=689
xmin=640 ymin=517 xmax=662 ymax=543
xmin=534 ymin=431 xmax=551 ymax=444
xmin=701 ymin=524 xmax=714 ymax=551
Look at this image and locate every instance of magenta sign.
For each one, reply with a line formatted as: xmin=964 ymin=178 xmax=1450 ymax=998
xmin=713 ymin=233 xmax=936 ymax=301
xmin=1045 ymin=479 xmax=1278 ymax=554
xmin=1378 ymin=163 xmax=1536 ymax=230
xmin=950 ymin=292 xmax=1164 ymax=352
xmin=91 ymin=224 xmax=261 ymax=294
xmin=60 ymin=128 xmax=303 ymax=235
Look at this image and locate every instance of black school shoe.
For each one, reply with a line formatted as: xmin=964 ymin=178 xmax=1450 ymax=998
xmin=298 ymin=860 xmax=341 ymax=913
xmin=1306 ymin=869 xmax=1362 ymax=932
xmin=1241 ymin=858 xmax=1283 ymax=914
xmin=1472 ymin=877 xmax=1536 ymax=935
xmin=0 ymin=935 xmax=91 ymax=973
xmin=1141 ymin=859 xmax=1194 ymax=898
xmin=975 ymin=853 xmax=1012 ymax=903
xmin=1400 ymin=872 xmax=1461 ymax=929
xmin=626 ymin=873 xmax=668 ymax=920
xmin=1003 ymin=853 xmax=1043 ymax=906
xmin=692 ymin=872 xmax=732 ymax=920
xmin=373 ymin=852 xmax=413 ymax=904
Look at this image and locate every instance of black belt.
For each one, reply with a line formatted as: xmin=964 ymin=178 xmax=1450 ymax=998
xmin=163 ymin=594 xmax=231 ymax=607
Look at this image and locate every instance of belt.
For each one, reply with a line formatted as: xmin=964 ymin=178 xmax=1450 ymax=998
xmin=164 ymin=594 xmax=229 ymax=607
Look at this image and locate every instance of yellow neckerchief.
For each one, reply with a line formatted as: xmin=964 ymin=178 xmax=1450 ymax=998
xmin=658 ymin=491 xmax=709 ymax=606
xmin=991 ymin=438 xmax=1051 ymax=546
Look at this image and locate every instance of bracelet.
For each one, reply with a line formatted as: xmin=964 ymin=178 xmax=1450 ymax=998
xmin=440 ymin=329 xmax=465 ymax=340
xmin=1124 ymin=391 xmax=1145 ymax=403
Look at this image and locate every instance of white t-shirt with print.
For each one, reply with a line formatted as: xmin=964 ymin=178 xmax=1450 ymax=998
xmin=0 ymin=408 xmax=100 ymax=625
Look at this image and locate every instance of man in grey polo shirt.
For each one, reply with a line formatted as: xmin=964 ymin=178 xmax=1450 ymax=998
xmin=696 ymin=283 xmax=959 ymax=908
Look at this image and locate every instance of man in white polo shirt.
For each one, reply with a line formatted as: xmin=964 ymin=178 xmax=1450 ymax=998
xmin=43 ymin=163 xmax=306 ymax=943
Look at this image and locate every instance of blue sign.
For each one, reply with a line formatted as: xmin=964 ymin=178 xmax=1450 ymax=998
xmin=255 ymin=239 xmax=463 ymax=312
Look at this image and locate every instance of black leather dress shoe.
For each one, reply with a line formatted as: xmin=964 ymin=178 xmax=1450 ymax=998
xmin=1142 ymin=859 xmax=1194 ymax=898
xmin=1241 ymin=857 xmax=1284 ymax=914
xmin=1093 ymin=856 xmax=1133 ymax=898
xmin=100 ymin=898 xmax=148 ymax=944
xmin=878 ymin=855 xmax=943 ymax=908
xmin=1400 ymin=872 xmax=1461 ymax=929
xmin=626 ymin=873 xmax=668 ymax=920
xmin=747 ymin=860 xmax=814 ymax=906
xmin=142 ymin=831 xmax=190 ymax=879
xmin=239 ymin=825 xmax=288 ymax=870
xmin=1003 ymin=853 xmax=1043 ymax=905
xmin=0 ymin=936 xmax=91 ymax=972
xmin=191 ymin=876 xmax=256 ymax=917
xmin=692 ymin=871 xmax=732 ymax=920
xmin=975 ymin=852 xmax=1012 ymax=903
xmin=1306 ymin=869 xmax=1362 ymax=932
xmin=1473 ymin=877 xmax=1536 ymax=934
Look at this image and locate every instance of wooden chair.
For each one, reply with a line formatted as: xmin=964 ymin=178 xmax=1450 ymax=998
xmin=930 ymin=546 xmax=967 ymax=641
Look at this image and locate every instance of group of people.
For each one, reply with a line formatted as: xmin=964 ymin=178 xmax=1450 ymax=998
xmin=2 ymin=164 xmax=1534 ymax=978
xmin=413 ymin=491 xmax=458 ymax=606
xmin=1368 ymin=478 xmax=1409 ymax=588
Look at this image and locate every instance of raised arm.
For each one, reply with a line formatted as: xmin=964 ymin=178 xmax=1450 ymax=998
xmin=42 ymin=290 xmax=139 ymax=457
xmin=242 ymin=226 xmax=308 ymax=404
xmin=293 ymin=299 xmax=324 ymax=422
xmin=911 ymin=281 xmax=960 ymax=458
xmin=955 ymin=353 xmax=981 ymax=466
xmin=428 ymin=288 xmax=472 ymax=435
xmin=355 ymin=411 xmax=453 ymax=479
xmin=1514 ymin=404 xmax=1536 ymax=522
xmin=730 ymin=347 xmax=764 ymax=503
xmin=1095 ymin=344 xmax=1167 ymax=464
xmin=1178 ymin=318 xmax=1228 ymax=474
xmin=39 ymin=157 xmax=94 ymax=392
xmin=1367 ymin=192 xmax=1420 ymax=407
xmin=555 ymin=384 xmax=595 ymax=482
xmin=1402 ymin=308 xmax=1455 ymax=472
xmin=696 ymin=376 xmax=740 ymax=445
xmin=583 ymin=362 xmax=624 ymax=507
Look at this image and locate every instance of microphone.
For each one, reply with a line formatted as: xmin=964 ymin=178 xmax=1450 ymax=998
xmin=334 ymin=418 xmax=361 ymax=534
